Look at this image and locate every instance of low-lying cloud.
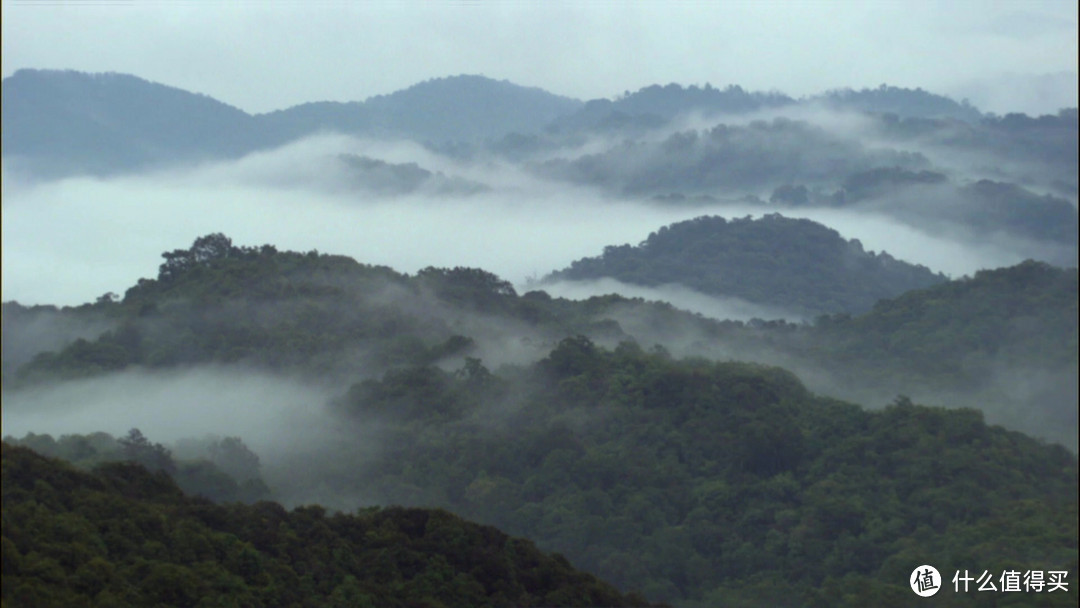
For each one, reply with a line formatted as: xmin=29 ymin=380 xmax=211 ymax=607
xmin=2 ymin=133 xmax=1070 ymax=309
xmin=536 ymin=277 xmax=806 ymax=322
xmin=0 ymin=366 xmax=337 ymax=454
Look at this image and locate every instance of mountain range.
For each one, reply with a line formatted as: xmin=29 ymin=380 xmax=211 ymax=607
xmin=3 ymin=68 xmax=1056 ymax=179
xmin=1 ymin=69 xmax=582 ymax=176
xmin=5 ymin=68 xmax=1076 ymax=258
xmin=2 ymin=67 xmax=1077 ymax=607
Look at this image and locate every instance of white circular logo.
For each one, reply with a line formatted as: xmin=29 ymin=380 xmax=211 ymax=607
xmin=910 ymin=565 xmax=942 ymax=597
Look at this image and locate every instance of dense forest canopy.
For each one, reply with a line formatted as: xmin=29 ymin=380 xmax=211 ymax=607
xmin=315 ymin=338 xmax=1078 ymax=605
xmin=5 ymin=338 xmax=1077 ymax=605
xmin=2 ymin=443 xmax=658 ymax=607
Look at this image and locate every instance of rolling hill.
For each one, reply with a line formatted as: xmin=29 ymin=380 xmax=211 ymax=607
xmin=545 ymin=214 xmax=949 ymax=316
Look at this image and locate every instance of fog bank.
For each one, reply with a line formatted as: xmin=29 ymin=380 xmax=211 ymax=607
xmin=4 ymin=134 xmax=1067 ymax=307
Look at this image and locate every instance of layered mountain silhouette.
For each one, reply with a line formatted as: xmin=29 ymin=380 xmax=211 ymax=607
xmin=1 ymin=69 xmax=582 ymax=177
xmin=258 ymin=74 xmax=583 ymax=144
xmin=2 ymin=68 xmax=1016 ymax=179
xmin=1 ymin=70 xmax=268 ymax=176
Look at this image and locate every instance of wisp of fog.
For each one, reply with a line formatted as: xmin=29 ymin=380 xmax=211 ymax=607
xmin=0 ymin=366 xmax=337 ymax=453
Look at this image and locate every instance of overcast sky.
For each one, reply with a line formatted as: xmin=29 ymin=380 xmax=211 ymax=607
xmin=2 ymin=0 xmax=1076 ymax=115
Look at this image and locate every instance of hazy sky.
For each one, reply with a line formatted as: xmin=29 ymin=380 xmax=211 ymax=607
xmin=2 ymin=0 xmax=1076 ymax=115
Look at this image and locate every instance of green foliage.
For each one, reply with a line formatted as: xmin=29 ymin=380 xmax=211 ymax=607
xmin=1 ymin=443 xmax=658 ymax=607
xmin=319 ymin=342 xmax=1077 ymax=606
xmin=822 ymin=260 xmax=1077 ymax=366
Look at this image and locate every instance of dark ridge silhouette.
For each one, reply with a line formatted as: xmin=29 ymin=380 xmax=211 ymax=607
xmin=547 ymin=214 xmax=948 ymax=316
xmin=1 ymin=69 xmax=270 ymax=176
xmin=2 ymin=70 xmax=583 ymax=178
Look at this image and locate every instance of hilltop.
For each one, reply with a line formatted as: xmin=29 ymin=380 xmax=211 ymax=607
xmin=546 ymin=214 xmax=948 ymax=316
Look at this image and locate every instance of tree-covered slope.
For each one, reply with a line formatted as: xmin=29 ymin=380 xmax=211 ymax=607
xmin=796 ymin=260 xmax=1079 ymax=445
xmin=7 ymin=341 xmax=1075 ymax=606
xmin=257 ymin=74 xmax=584 ymax=146
xmin=870 ymin=109 xmax=1078 ymax=192
xmin=2 ymin=237 xmax=1077 ymax=605
xmin=546 ymin=83 xmax=982 ymax=134
xmin=5 ymin=235 xmax=1072 ymax=448
xmin=817 ymin=259 xmax=1078 ymax=374
xmin=313 ymin=339 xmax=1079 ymax=606
xmin=546 ymin=214 xmax=948 ymax=316
xmin=1 ymin=442 xmax=657 ymax=607
xmin=4 ymin=234 xmax=615 ymax=384
xmin=776 ymin=169 xmax=1079 ymax=247
xmin=547 ymin=83 xmax=794 ymax=133
xmin=525 ymin=107 xmax=1077 ymax=248
xmin=362 ymin=74 xmax=584 ymax=142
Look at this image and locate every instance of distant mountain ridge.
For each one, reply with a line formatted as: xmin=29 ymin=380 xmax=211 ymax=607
xmin=816 ymin=84 xmax=983 ymax=121
xmin=259 ymin=74 xmax=584 ymax=144
xmin=548 ymin=82 xmax=983 ymax=133
xmin=3 ymin=68 xmax=1017 ymax=179
xmin=1 ymin=69 xmax=269 ymax=176
xmin=548 ymin=83 xmax=796 ymax=133
xmin=1 ymin=69 xmax=583 ymax=177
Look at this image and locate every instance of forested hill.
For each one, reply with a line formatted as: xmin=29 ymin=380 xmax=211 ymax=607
xmin=10 ymin=68 xmax=1058 ymax=186
xmin=818 ymin=259 xmax=1078 ymax=373
xmin=3 ymin=233 xmax=641 ymax=384
xmin=793 ymin=260 xmax=1079 ymax=448
xmin=545 ymin=214 xmax=948 ymax=316
xmin=4 ymin=344 xmax=1078 ymax=606
xmin=3 ymin=236 xmax=1078 ymax=605
xmin=800 ymin=258 xmax=1078 ymax=403
xmin=316 ymin=339 xmax=1078 ymax=605
xmin=548 ymin=83 xmax=794 ymax=133
xmin=1 ymin=443 xmax=658 ymax=607
xmin=5 ymin=235 xmax=1073 ymax=448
